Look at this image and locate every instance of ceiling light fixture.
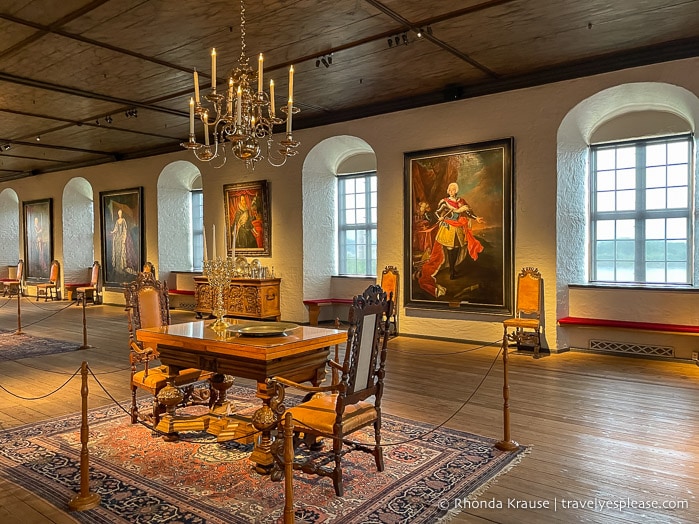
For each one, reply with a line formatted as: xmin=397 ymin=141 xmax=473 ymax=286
xmin=182 ymin=0 xmax=299 ymax=168
xmin=36 ymin=136 xmax=40 ymax=141
xmin=105 ymin=115 xmax=113 ymax=124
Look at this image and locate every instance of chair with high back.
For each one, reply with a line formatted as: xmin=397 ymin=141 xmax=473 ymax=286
xmin=75 ymin=261 xmax=102 ymax=306
xmin=125 ymin=271 xmax=217 ymax=425
xmin=379 ymin=265 xmax=399 ymax=337
xmin=267 ymin=284 xmax=393 ymax=496
xmin=2 ymin=260 xmax=24 ymax=298
xmin=503 ymin=266 xmax=543 ymax=358
xmin=36 ymin=260 xmax=60 ymax=301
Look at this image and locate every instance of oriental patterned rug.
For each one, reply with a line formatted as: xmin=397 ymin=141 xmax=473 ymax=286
xmin=0 ymin=332 xmax=78 ymax=361
xmin=0 ymin=385 xmax=528 ymax=523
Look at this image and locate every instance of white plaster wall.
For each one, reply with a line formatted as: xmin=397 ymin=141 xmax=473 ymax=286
xmin=157 ymin=161 xmax=202 ymax=282
xmin=0 ymin=188 xmax=20 ymax=268
xmin=62 ymin=178 xmax=94 ymax=287
xmin=1 ymin=57 xmax=699 ymax=350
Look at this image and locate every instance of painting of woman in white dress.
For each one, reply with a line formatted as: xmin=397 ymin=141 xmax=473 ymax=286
xmin=100 ymin=188 xmax=143 ymax=287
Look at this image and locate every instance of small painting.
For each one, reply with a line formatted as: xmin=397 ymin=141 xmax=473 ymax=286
xmin=404 ymin=138 xmax=514 ymax=315
xmin=224 ymin=180 xmax=271 ymax=257
xmin=23 ymin=199 xmax=53 ymax=281
xmin=100 ymin=187 xmax=144 ymax=288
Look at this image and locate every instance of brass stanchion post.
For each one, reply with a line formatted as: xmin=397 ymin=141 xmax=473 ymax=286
xmin=283 ymin=411 xmax=295 ymax=524
xmin=13 ymin=288 xmax=23 ymax=335
xmin=78 ymin=298 xmax=93 ymax=349
xmin=495 ymin=329 xmax=519 ymax=451
xmin=68 ymin=361 xmax=101 ymax=511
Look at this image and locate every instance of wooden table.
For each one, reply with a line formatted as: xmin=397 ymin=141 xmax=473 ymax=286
xmin=137 ymin=319 xmax=346 ymax=472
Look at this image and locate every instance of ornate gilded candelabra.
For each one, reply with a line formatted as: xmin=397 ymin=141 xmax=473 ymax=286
xmin=203 ymin=257 xmax=234 ymax=331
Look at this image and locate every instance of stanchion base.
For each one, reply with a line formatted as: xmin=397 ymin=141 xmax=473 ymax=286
xmin=12 ymin=330 xmax=24 ymax=335
xmin=494 ymin=439 xmax=520 ymax=451
xmin=68 ymin=491 xmax=101 ymax=511
xmin=78 ymin=345 xmax=94 ymax=350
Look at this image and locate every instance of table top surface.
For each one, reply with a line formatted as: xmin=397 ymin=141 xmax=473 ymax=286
xmin=137 ymin=319 xmax=346 ymax=360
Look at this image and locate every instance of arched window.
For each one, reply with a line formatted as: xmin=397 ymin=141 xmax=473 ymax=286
xmin=589 ymin=132 xmax=692 ymax=284
xmin=337 ymin=171 xmax=377 ymax=276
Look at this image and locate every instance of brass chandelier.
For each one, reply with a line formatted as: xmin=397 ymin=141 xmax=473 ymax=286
xmin=182 ymin=0 xmax=299 ymax=168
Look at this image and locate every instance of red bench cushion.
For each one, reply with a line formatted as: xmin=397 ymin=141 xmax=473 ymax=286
xmin=558 ymin=316 xmax=699 ymax=334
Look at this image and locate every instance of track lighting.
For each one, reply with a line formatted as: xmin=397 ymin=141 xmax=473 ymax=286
xmin=1 ymin=144 xmax=10 ymax=151
xmin=388 ymin=33 xmax=412 ymax=48
xmin=124 ymin=108 xmax=138 ymax=118
xmin=105 ymin=115 xmax=113 ymax=124
xmin=36 ymin=136 xmax=40 ymax=141
xmin=315 ymin=53 xmax=333 ymax=68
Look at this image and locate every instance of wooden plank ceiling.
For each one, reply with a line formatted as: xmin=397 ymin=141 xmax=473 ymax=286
xmin=0 ymin=0 xmax=698 ymax=181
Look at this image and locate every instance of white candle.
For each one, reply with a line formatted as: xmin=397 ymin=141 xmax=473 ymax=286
xmin=288 ymin=65 xmax=294 ymax=101
xmin=212 ymin=224 xmax=217 ymax=259
xmin=203 ymin=226 xmax=208 ymax=261
xmin=258 ymin=53 xmax=264 ymax=94
xmin=236 ymin=85 xmax=242 ymax=126
xmin=228 ymin=78 xmax=233 ymax=114
xmin=189 ymin=97 xmax=194 ymax=136
xmin=269 ymin=79 xmax=275 ymax=115
xmin=203 ymin=111 xmax=209 ymax=145
xmin=193 ymin=69 xmax=200 ymax=104
xmin=211 ymin=48 xmax=217 ymax=90
xmin=286 ymin=100 xmax=293 ymax=134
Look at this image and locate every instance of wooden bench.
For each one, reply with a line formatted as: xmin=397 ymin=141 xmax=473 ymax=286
xmin=558 ymin=316 xmax=699 ymax=335
xmin=64 ymin=282 xmax=91 ymax=301
xmin=303 ymin=298 xmax=353 ymax=326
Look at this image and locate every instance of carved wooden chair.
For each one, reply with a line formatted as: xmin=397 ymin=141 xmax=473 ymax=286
xmin=75 ymin=261 xmax=102 ymax=306
xmin=36 ymin=260 xmax=60 ymax=301
xmin=268 ymin=284 xmax=393 ymax=496
xmin=1 ymin=260 xmax=23 ymax=297
xmin=125 ymin=271 xmax=215 ymax=425
xmin=379 ymin=265 xmax=399 ymax=337
xmin=503 ymin=266 xmax=543 ymax=358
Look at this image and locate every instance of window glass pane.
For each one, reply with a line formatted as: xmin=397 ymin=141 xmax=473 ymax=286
xmin=667 ymin=262 xmax=687 ymax=282
xmin=596 ymin=240 xmax=614 ymax=260
xmin=667 ymin=164 xmax=688 ymax=186
xmin=345 ymin=193 xmax=356 ymax=210
xmin=667 ymin=187 xmax=687 ymax=209
xmin=645 ymin=166 xmax=666 ymax=188
xmin=596 ymin=149 xmax=616 ymax=170
xmin=616 ymin=240 xmax=634 ymax=261
xmin=616 ymin=220 xmax=634 ymax=239
xmin=645 ymin=240 xmax=665 ymax=261
xmin=666 ymin=218 xmax=686 ymax=239
xmin=616 ymin=190 xmax=635 ymax=211
xmin=597 ymin=170 xmax=615 ymax=191
xmin=597 ymin=192 xmax=615 ymax=212
xmin=345 ymin=209 xmax=356 ymax=224
xmin=645 ymin=188 xmax=666 ymax=210
xmin=646 ymin=143 xmax=666 ymax=166
xmin=616 ymin=168 xmax=636 ymax=190
xmin=646 ymin=218 xmax=665 ymax=239
xmin=667 ymin=240 xmax=687 ymax=261
xmin=616 ymin=262 xmax=635 ymax=281
xmin=616 ymin=147 xmax=636 ymax=169
xmin=596 ymin=220 xmax=615 ymax=239
xmin=344 ymin=178 xmax=355 ymax=192
xmin=338 ymin=172 xmax=377 ymax=276
xmin=355 ymin=178 xmax=365 ymax=193
xmin=667 ymin=141 xmax=688 ymax=163
xmin=645 ymin=262 xmax=666 ymax=283
xmin=596 ymin=261 xmax=615 ymax=281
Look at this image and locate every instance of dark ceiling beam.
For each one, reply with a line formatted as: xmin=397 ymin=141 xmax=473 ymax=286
xmin=0 ymin=136 xmax=116 ymax=157
xmin=362 ymin=0 xmax=502 ymax=78
xmin=0 ymin=72 xmax=185 ymax=118
xmin=294 ymin=36 xmax=699 ymax=129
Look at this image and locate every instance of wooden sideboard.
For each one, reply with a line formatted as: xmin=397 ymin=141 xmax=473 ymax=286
xmin=193 ymin=276 xmax=281 ymax=321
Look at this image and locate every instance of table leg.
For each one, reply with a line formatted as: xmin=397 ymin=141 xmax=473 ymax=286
xmin=250 ymin=381 xmax=279 ymax=474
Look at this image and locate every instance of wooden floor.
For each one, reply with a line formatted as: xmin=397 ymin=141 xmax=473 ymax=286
xmin=0 ymin=297 xmax=697 ymax=523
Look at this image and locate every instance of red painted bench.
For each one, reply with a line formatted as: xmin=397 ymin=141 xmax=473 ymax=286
xmin=558 ymin=316 xmax=699 ymax=335
xmin=303 ymin=298 xmax=353 ymax=326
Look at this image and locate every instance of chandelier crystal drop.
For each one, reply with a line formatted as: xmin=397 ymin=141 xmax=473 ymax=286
xmin=181 ymin=0 xmax=299 ymax=168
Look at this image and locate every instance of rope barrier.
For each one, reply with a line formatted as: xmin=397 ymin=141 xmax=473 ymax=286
xmin=0 ymin=365 xmax=82 ymax=400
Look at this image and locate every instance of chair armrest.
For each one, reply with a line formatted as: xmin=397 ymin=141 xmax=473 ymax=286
xmin=327 ymin=359 xmax=343 ymax=370
xmin=267 ymin=376 xmax=339 ymax=394
xmin=130 ymin=340 xmax=155 ymax=357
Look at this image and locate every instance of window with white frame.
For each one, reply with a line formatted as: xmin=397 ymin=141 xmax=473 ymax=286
xmin=191 ymin=189 xmax=203 ymax=271
xmin=589 ymin=134 xmax=693 ymax=285
xmin=338 ymin=172 xmax=377 ymax=276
